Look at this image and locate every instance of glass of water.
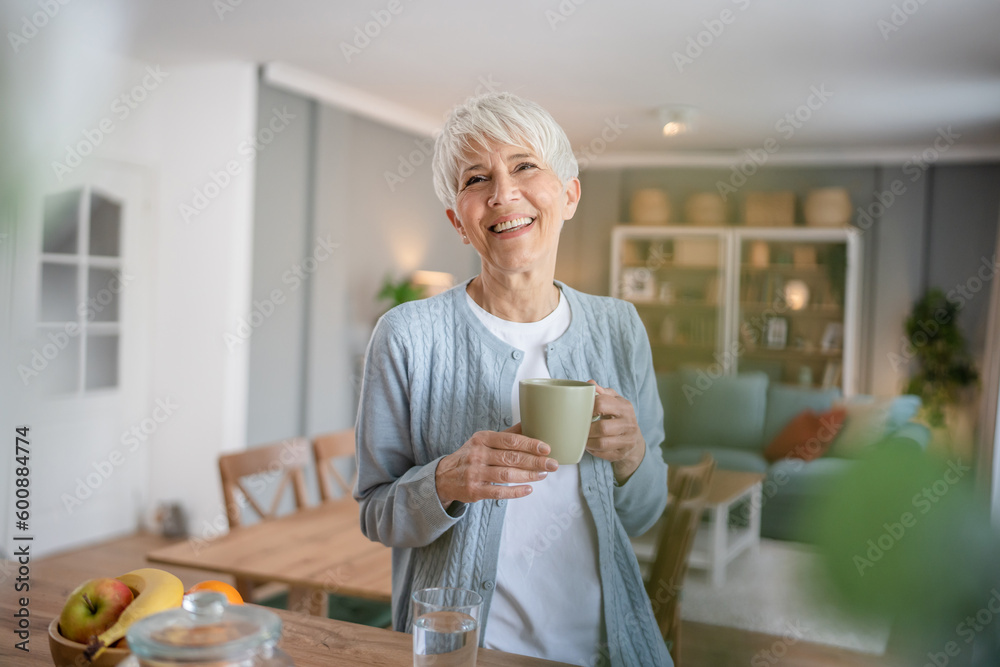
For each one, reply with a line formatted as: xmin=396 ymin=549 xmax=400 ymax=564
xmin=411 ymin=587 xmax=483 ymax=667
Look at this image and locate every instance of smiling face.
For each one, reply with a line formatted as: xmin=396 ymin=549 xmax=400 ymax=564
xmin=446 ymin=141 xmax=581 ymax=282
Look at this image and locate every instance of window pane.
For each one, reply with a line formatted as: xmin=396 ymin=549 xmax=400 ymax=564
xmin=43 ymin=189 xmax=82 ymax=254
xmin=37 ymin=333 xmax=80 ymax=394
xmin=89 ymin=192 xmax=121 ymax=257
xmin=87 ymin=268 xmax=120 ymax=322
xmin=40 ymin=263 xmax=78 ymax=322
xmin=85 ymin=334 xmax=119 ymax=390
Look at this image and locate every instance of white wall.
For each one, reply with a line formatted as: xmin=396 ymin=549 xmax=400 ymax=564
xmin=0 ymin=16 xmax=259 ymax=555
xmin=145 ymin=63 xmax=258 ymax=540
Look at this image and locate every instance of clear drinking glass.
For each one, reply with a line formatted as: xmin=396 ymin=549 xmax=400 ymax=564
xmin=411 ymin=587 xmax=483 ymax=667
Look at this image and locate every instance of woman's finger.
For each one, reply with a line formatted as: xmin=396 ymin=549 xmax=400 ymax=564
xmin=489 ymin=448 xmax=557 ymax=472
xmin=482 ymin=430 xmax=550 ymax=456
xmin=487 ymin=466 xmax=550 ymax=484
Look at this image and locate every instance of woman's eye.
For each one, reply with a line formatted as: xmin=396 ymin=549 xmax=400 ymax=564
xmin=515 ymin=162 xmax=537 ymax=172
xmin=463 ymin=175 xmax=486 ymax=188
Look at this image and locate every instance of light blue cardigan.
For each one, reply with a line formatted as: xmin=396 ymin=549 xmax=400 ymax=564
xmin=355 ymin=280 xmax=673 ymax=667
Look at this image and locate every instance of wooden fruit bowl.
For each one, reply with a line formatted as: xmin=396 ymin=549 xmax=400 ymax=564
xmin=48 ymin=618 xmax=130 ymax=667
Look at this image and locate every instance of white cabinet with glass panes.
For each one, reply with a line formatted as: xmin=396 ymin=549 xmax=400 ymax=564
xmin=610 ymin=226 xmax=861 ymax=394
xmin=39 ymin=185 xmax=124 ymax=394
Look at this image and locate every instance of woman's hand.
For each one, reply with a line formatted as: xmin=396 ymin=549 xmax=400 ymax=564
xmin=586 ymin=382 xmax=646 ymax=485
xmin=435 ymin=424 xmax=558 ymax=508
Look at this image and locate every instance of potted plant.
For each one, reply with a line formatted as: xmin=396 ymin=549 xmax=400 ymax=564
xmin=903 ymin=288 xmax=978 ymax=433
xmin=376 ymin=274 xmax=425 ymax=311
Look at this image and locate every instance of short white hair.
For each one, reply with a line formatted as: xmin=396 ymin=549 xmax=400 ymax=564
xmin=432 ymin=92 xmax=579 ymax=211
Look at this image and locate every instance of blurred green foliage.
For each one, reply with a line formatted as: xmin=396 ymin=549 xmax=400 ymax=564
xmin=808 ymin=440 xmax=999 ymax=660
xmin=377 ymin=275 xmax=425 ymax=310
xmin=904 ymin=289 xmax=978 ymax=427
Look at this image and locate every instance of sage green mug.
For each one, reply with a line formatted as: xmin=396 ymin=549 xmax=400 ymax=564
xmin=519 ymin=379 xmax=596 ymax=464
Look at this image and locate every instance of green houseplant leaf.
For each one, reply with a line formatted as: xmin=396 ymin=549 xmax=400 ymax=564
xmin=377 ymin=274 xmax=425 ymax=310
xmin=902 ymin=288 xmax=978 ymax=427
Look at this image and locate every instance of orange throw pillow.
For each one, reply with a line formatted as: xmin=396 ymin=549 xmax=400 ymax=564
xmin=763 ymin=407 xmax=848 ymax=463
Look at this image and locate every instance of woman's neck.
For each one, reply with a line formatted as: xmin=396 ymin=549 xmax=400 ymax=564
xmin=467 ymin=271 xmax=560 ymax=323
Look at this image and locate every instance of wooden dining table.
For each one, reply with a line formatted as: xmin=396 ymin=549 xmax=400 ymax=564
xmin=146 ymin=500 xmax=392 ymax=605
xmin=0 ymin=559 xmax=571 ymax=666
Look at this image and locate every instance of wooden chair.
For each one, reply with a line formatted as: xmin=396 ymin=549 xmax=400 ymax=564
xmin=310 ymin=428 xmax=393 ymax=628
xmin=312 ymin=429 xmax=357 ymax=502
xmin=218 ymin=437 xmax=320 ymax=613
xmin=646 ymin=454 xmax=716 ymax=666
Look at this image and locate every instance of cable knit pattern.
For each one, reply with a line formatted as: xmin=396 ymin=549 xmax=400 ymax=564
xmin=355 ymin=280 xmax=673 ymax=667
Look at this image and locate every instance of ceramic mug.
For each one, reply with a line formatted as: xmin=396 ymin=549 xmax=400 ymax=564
xmin=519 ymin=379 xmax=596 ymax=464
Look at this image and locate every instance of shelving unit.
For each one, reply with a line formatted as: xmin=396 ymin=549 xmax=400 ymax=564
xmin=611 ymin=225 xmax=861 ymax=394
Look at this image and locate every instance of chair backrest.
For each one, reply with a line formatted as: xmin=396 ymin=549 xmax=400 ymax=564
xmin=312 ymin=429 xmax=357 ymax=502
xmin=646 ymin=453 xmax=716 ymax=663
xmin=218 ymin=437 xmax=312 ymax=528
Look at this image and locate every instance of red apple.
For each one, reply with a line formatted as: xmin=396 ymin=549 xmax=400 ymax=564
xmin=58 ymin=578 xmax=134 ymax=644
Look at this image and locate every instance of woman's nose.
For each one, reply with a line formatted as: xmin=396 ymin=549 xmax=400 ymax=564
xmin=488 ymin=171 xmax=519 ymax=206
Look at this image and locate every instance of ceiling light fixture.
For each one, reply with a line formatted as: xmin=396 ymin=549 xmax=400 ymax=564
xmin=658 ymin=106 xmax=698 ymax=137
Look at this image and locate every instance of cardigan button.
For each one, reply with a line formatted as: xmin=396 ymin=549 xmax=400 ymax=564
xmin=495 ymin=499 xmax=506 ymax=507
xmin=511 ymin=350 xmax=522 ymax=360
xmin=482 ymin=580 xmax=495 ymax=591
xmin=503 ymin=416 xmax=512 ymax=426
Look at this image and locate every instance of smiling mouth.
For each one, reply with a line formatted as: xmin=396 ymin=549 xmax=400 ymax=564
xmin=490 ymin=217 xmax=534 ymax=233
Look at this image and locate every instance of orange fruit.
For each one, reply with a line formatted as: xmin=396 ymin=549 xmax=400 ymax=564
xmin=185 ymin=580 xmax=243 ymax=605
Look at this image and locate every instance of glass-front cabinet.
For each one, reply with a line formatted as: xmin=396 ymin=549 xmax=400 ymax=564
xmin=611 ymin=226 xmax=860 ymax=394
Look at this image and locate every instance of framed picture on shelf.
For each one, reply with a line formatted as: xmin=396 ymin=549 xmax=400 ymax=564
xmin=821 ymin=322 xmax=843 ymax=352
xmin=766 ymin=317 xmax=788 ymax=349
xmin=621 ymin=268 xmax=656 ymax=301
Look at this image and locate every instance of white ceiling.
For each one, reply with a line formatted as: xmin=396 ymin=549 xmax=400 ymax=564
xmin=44 ymin=0 xmax=1000 ymax=162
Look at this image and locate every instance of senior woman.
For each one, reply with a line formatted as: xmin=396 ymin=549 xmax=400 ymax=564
xmin=355 ymin=92 xmax=672 ymax=667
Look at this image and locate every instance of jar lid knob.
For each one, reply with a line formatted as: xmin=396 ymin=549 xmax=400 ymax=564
xmin=182 ymin=591 xmax=227 ymax=620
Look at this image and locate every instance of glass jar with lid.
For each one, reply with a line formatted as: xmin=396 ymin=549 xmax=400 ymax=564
xmin=120 ymin=591 xmax=293 ymax=667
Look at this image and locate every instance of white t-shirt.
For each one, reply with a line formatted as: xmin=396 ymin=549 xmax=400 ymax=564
xmin=466 ymin=289 xmax=603 ymax=666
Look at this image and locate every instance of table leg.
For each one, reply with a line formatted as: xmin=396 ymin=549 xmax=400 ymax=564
xmin=749 ymin=482 xmax=763 ymax=555
xmin=710 ymin=504 xmax=727 ymax=588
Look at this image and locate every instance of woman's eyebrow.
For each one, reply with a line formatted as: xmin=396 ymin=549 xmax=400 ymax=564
xmin=460 ymin=153 xmax=535 ymax=179
xmin=460 ymin=164 xmax=484 ymax=178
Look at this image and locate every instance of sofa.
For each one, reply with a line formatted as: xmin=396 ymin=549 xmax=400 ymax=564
xmin=655 ymin=370 xmax=930 ymax=541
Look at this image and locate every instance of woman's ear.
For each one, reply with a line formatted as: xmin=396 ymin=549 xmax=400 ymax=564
xmin=446 ymin=210 xmax=469 ymax=244
xmin=562 ymin=177 xmax=582 ymax=221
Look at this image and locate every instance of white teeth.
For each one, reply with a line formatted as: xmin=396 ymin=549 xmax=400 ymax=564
xmin=493 ymin=217 xmax=532 ymax=233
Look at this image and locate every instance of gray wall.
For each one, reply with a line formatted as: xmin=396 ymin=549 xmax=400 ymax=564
xmin=248 ymin=84 xmax=477 ymax=444
xmin=308 ymin=108 xmax=479 ymax=435
xmin=925 ymin=165 xmax=1000 ymax=360
xmin=246 ymin=84 xmax=314 ymax=444
xmin=868 ymin=167 xmax=929 ymax=396
xmin=555 ymin=169 xmax=622 ymax=296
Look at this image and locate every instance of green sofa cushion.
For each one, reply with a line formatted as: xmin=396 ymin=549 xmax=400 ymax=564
xmin=656 ymin=373 xmax=683 ymax=447
xmin=661 ymin=445 xmax=768 ymax=474
xmin=762 ymin=383 xmax=843 ymax=445
xmin=887 ymin=394 xmax=921 ymax=431
xmin=673 ymin=370 xmax=769 ymax=451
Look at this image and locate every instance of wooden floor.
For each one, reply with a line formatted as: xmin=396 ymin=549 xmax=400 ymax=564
xmin=35 ymin=532 xmax=900 ymax=667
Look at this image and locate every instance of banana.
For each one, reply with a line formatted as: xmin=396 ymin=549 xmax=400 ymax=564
xmin=84 ymin=568 xmax=184 ymax=661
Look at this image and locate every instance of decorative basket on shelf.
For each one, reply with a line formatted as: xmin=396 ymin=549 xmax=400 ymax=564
xmin=804 ymin=187 xmax=852 ymax=227
xmin=743 ymin=191 xmax=795 ymax=226
xmin=629 ymin=188 xmax=671 ymax=225
xmin=684 ymin=192 xmax=727 ymax=226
